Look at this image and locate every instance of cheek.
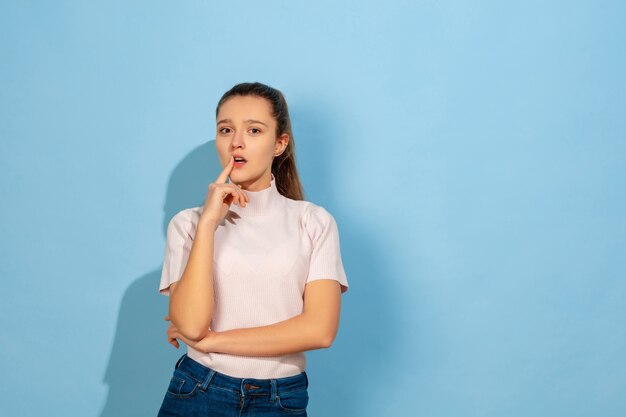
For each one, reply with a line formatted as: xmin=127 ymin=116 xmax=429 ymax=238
xmin=216 ymin=143 xmax=230 ymax=162
xmin=250 ymin=142 xmax=276 ymax=160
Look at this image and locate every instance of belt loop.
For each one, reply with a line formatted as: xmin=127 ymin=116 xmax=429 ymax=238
xmin=304 ymin=371 xmax=309 ymax=388
xmin=201 ymin=369 xmax=216 ymax=391
xmin=175 ymin=353 xmax=186 ymax=369
xmin=270 ymin=379 xmax=277 ymax=402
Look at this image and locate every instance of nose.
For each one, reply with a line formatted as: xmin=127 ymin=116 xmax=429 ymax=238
xmin=230 ymin=129 xmax=245 ymax=150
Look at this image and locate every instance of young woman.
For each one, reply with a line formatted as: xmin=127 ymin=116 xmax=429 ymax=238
xmin=157 ymin=82 xmax=349 ymax=416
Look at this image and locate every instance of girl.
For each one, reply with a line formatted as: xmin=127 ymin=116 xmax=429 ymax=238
xmin=157 ymin=82 xmax=349 ymax=416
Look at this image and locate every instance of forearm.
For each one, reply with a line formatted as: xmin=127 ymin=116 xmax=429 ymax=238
xmin=169 ymin=219 xmax=217 ymax=340
xmin=209 ymin=313 xmax=332 ymax=356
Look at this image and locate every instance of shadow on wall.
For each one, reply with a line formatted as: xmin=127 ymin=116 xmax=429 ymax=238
xmin=99 ymin=100 xmax=400 ymax=416
xmin=99 ymin=141 xmax=218 ymax=417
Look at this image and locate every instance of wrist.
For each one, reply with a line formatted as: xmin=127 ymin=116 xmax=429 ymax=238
xmin=199 ymin=330 xmax=221 ymax=353
xmin=209 ymin=331 xmax=221 ymax=353
xmin=198 ymin=216 xmax=219 ymax=232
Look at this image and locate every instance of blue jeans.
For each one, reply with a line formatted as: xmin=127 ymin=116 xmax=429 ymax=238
xmin=157 ymin=353 xmax=309 ymax=416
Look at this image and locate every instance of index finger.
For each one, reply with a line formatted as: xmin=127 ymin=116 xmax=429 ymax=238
xmin=215 ymin=155 xmax=235 ymax=184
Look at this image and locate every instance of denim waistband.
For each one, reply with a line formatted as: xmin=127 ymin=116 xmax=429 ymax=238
xmin=173 ymin=353 xmax=308 ymax=399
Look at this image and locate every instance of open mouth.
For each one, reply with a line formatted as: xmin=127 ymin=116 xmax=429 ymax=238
xmin=233 ymin=157 xmax=247 ymax=167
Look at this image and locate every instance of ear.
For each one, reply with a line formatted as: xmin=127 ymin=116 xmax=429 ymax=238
xmin=275 ymin=133 xmax=290 ymax=155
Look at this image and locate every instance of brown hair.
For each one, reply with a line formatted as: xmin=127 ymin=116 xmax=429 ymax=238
xmin=215 ymin=82 xmax=305 ymax=201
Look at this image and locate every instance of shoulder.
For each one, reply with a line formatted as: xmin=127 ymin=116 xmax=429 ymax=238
xmin=304 ymin=202 xmax=335 ymax=223
xmin=167 ymin=206 xmax=203 ymax=237
xmin=283 ymin=198 xmax=334 ymax=221
xmin=289 ymin=200 xmax=338 ymax=239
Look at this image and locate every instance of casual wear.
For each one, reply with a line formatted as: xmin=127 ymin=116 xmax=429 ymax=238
xmin=157 ymin=353 xmax=309 ymax=417
xmin=158 ymin=173 xmax=349 ymax=380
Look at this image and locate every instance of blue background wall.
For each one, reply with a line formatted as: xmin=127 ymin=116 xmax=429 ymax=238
xmin=1 ymin=1 xmax=625 ymax=416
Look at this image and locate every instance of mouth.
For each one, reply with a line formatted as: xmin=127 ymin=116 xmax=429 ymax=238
xmin=233 ymin=156 xmax=247 ymax=168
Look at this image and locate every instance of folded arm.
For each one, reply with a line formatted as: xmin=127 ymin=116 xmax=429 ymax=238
xmin=173 ymin=279 xmax=343 ymax=356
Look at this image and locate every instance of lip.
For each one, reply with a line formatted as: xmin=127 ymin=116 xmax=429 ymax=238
xmin=232 ymin=154 xmax=247 ymax=168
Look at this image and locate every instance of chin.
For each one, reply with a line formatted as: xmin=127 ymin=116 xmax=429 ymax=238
xmin=229 ymin=171 xmax=250 ymax=183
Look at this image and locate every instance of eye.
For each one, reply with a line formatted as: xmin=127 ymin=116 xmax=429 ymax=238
xmin=249 ymin=128 xmax=262 ymax=135
xmin=218 ymin=127 xmax=232 ymax=134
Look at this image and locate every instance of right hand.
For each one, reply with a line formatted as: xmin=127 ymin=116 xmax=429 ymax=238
xmin=200 ymin=155 xmax=249 ymax=225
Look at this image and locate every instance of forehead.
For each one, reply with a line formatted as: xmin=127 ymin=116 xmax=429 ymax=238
xmin=217 ymin=96 xmax=274 ymax=123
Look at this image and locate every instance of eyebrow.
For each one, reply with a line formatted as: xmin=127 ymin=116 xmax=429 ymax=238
xmin=217 ymin=118 xmax=269 ymax=127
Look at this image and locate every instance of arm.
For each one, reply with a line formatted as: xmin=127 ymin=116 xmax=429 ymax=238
xmin=174 ymin=279 xmax=342 ymax=356
xmin=168 ymin=218 xmax=218 ymax=341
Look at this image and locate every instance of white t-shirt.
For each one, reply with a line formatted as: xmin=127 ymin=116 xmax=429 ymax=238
xmin=159 ymin=174 xmax=349 ymax=378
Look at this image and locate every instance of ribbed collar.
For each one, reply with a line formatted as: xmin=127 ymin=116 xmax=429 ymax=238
xmin=229 ymin=173 xmax=284 ymax=217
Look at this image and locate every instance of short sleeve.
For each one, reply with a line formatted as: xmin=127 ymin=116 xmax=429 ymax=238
xmin=304 ymin=205 xmax=349 ymax=294
xmin=159 ymin=209 xmax=195 ymax=296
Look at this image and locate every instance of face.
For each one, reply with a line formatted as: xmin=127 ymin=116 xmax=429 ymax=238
xmin=215 ymin=95 xmax=289 ymax=191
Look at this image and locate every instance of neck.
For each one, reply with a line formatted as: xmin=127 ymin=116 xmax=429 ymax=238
xmin=230 ymin=173 xmax=284 ymax=217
